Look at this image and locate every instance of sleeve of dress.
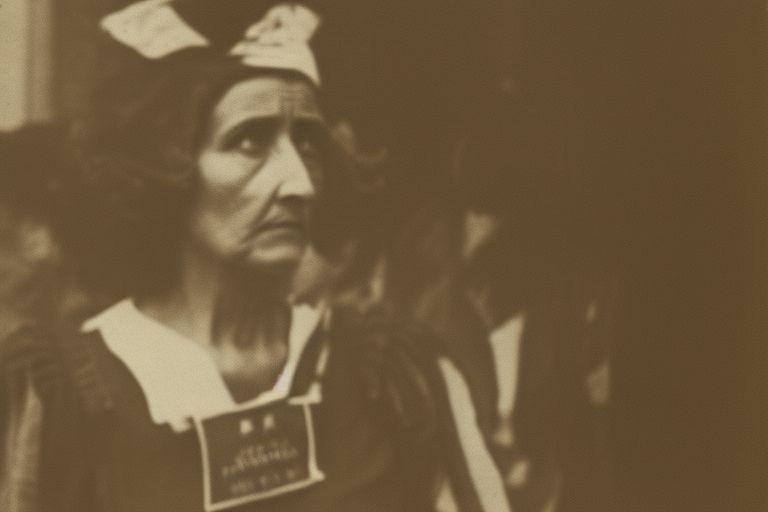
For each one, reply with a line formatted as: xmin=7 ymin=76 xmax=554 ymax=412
xmin=0 ymin=328 xmax=46 ymax=512
xmin=435 ymin=356 xmax=512 ymax=512
xmin=0 ymin=324 xmax=97 ymax=512
xmin=347 ymin=307 xmax=512 ymax=512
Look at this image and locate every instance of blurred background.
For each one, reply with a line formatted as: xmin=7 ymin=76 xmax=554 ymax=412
xmin=0 ymin=0 xmax=53 ymax=129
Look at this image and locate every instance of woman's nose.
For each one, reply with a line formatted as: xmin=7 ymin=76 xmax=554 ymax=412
xmin=272 ymin=135 xmax=316 ymax=199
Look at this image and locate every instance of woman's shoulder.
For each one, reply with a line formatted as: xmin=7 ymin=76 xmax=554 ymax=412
xmin=327 ymin=305 xmax=512 ymax=512
xmin=328 ymin=305 xmax=448 ymax=440
xmin=330 ymin=305 xmax=444 ymax=358
xmin=0 ymin=318 xmax=111 ymax=512
xmin=0 ymin=317 xmax=113 ymax=413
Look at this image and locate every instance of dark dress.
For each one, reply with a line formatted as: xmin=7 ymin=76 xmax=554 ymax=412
xmin=2 ymin=308 xmax=456 ymax=512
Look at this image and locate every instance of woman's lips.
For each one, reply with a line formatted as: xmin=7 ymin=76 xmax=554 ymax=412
xmin=251 ymin=219 xmax=305 ymax=236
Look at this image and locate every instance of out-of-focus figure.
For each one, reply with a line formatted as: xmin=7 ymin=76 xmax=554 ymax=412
xmin=0 ymin=123 xmax=89 ymax=512
xmin=456 ymin=84 xmax=616 ymax=512
xmin=387 ymin=80 xmax=616 ymax=512
xmin=0 ymin=125 xmax=65 ymax=334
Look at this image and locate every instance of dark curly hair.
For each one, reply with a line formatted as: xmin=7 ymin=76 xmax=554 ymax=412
xmin=61 ymin=49 xmax=369 ymax=300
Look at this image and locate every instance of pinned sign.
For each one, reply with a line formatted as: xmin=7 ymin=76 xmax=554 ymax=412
xmin=195 ymin=398 xmax=324 ymax=511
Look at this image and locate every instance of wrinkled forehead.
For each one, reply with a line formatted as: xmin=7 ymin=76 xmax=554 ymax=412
xmin=210 ymin=74 xmax=323 ymax=129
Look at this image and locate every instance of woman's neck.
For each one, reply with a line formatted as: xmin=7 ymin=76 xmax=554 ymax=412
xmin=137 ymin=248 xmax=293 ymax=350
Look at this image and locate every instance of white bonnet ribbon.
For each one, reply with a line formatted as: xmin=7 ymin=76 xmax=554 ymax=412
xmin=100 ymin=0 xmax=209 ymax=59
xmin=100 ymin=1 xmax=322 ymax=85
xmin=230 ymin=3 xmax=322 ymax=86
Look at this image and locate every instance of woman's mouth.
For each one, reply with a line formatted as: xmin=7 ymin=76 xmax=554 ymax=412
xmin=250 ymin=217 xmax=306 ymax=240
xmin=256 ymin=219 xmax=304 ymax=233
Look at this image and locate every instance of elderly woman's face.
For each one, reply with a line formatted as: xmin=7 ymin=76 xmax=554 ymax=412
xmin=188 ymin=75 xmax=325 ymax=270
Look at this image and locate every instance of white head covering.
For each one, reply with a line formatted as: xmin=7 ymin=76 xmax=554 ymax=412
xmin=101 ymin=0 xmax=322 ymax=85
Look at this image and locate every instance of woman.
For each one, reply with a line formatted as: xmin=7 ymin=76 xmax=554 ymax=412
xmin=1 ymin=2 xmax=510 ymax=512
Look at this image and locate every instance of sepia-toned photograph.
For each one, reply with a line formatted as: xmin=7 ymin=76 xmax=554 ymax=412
xmin=0 ymin=1 xmax=765 ymax=511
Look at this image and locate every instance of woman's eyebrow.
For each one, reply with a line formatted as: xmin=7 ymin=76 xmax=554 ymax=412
xmin=292 ymin=116 xmax=327 ymax=131
xmin=217 ymin=117 xmax=280 ymax=147
xmin=292 ymin=110 xmax=325 ymax=123
xmin=216 ymin=113 xmax=281 ymax=139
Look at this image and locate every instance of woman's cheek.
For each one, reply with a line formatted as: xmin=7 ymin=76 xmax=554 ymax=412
xmin=197 ymin=151 xmax=256 ymax=190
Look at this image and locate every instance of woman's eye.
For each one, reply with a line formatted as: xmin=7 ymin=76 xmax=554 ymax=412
xmin=229 ymin=123 xmax=275 ymax=155
xmin=237 ymin=136 xmax=268 ymax=155
xmin=296 ymin=137 xmax=320 ymax=158
xmin=293 ymin=126 xmax=325 ymax=160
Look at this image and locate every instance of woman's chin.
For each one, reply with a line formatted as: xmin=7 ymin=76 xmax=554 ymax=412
xmin=238 ymin=243 xmax=306 ymax=275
